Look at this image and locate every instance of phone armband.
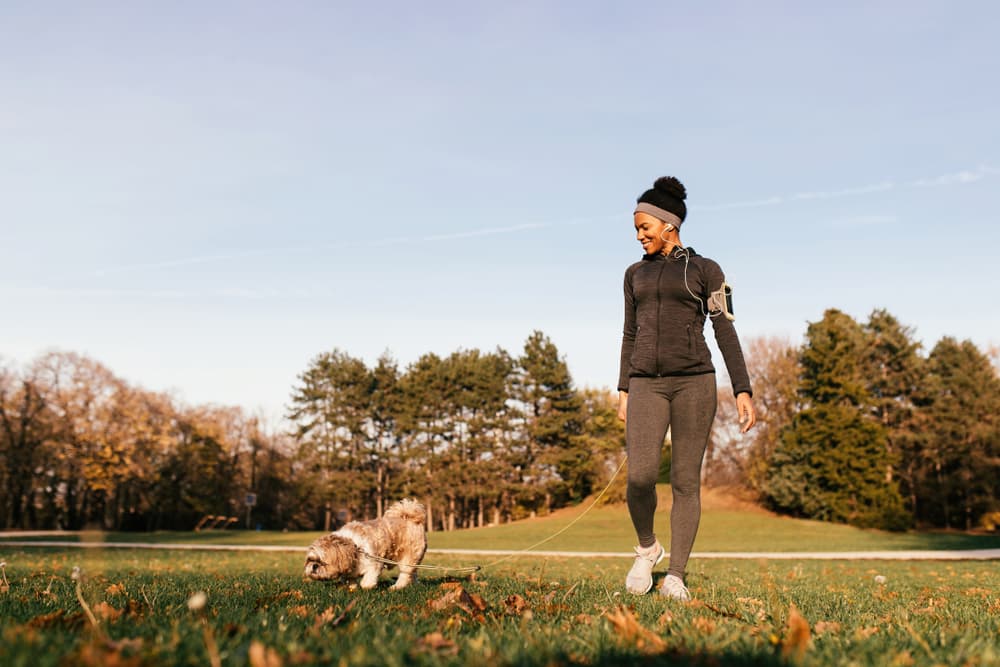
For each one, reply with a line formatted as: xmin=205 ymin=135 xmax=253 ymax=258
xmin=708 ymin=283 xmax=735 ymax=321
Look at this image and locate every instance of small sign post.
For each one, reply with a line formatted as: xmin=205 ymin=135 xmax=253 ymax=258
xmin=245 ymin=492 xmax=257 ymax=529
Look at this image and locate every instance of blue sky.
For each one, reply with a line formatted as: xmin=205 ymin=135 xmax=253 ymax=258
xmin=3 ymin=2 xmax=998 ymax=423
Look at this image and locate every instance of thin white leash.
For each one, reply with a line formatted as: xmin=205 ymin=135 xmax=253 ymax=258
xmin=360 ymin=454 xmax=629 ymax=575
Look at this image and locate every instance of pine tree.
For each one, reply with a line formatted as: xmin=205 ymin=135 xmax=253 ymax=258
xmin=395 ymin=348 xmax=513 ymax=530
xmin=287 ymin=349 xmax=371 ymax=526
xmin=863 ymin=310 xmax=924 ymax=511
xmin=512 ymin=331 xmax=587 ymax=511
xmin=764 ymin=309 xmax=910 ymax=529
xmin=916 ymin=338 xmax=1000 ymax=529
xmin=368 ymin=352 xmax=401 ymax=517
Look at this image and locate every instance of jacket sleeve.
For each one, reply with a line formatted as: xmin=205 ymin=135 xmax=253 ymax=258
xmin=617 ymin=266 xmax=636 ymax=392
xmin=703 ymin=259 xmax=753 ymax=397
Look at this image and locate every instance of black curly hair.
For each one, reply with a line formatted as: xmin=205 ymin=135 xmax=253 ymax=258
xmin=637 ymin=176 xmax=687 ymax=222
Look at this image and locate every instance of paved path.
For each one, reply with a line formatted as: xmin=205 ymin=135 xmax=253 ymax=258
xmin=1 ymin=540 xmax=998 ymax=560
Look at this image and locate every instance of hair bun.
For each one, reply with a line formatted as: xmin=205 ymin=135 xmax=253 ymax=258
xmin=653 ymin=176 xmax=686 ymax=200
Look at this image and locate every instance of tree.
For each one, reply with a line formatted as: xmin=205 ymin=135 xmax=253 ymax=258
xmin=863 ymin=309 xmax=924 ymax=510
xmin=512 ymin=331 xmax=587 ymax=512
xmin=152 ymin=406 xmax=242 ymax=530
xmin=764 ymin=309 xmax=910 ymax=530
xmin=0 ymin=360 xmax=51 ymax=529
xmin=576 ymin=388 xmax=627 ymax=504
xmin=287 ymin=349 xmax=371 ymax=527
xmin=368 ymin=352 xmax=401 ymax=518
xmin=395 ymin=348 xmax=514 ymax=530
xmin=915 ymin=338 xmax=1000 ymax=529
xmin=31 ymin=352 xmax=138 ymax=529
xmin=705 ymin=336 xmax=801 ymax=491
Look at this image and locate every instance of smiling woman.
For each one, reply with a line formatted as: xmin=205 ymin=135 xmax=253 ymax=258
xmin=617 ymin=176 xmax=757 ymax=601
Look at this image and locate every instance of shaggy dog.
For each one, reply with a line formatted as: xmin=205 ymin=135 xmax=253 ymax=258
xmin=304 ymin=499 xmax=427 ymax=590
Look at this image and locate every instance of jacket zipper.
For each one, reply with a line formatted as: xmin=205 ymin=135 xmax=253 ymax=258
xmin=655 ymin=261 xmax=666 ymax=375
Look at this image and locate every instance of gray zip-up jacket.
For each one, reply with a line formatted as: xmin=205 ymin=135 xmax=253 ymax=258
xmin=618 ymin=247 xmax=752 ymax=397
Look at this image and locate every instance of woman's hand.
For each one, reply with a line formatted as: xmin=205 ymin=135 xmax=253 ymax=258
xmin=617 ymin=391 xmax=628 ymax=424
xmin=736 ymin=392 xmax=756 ymax=433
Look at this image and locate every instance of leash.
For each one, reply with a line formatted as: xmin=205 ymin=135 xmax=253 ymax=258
xmin=358 ymin=552 xmax=481 ymax=574
xmin=360 ymin=454 xmax=628 ymax=575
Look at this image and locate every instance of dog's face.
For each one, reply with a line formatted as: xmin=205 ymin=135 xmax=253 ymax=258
xmin=304 ymin=535 xmax=358 ymax=581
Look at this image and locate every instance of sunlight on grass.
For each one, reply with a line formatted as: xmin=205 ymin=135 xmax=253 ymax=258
xmin=0 ymin=548 xmax=997 ymax=666
xmin=4 ymin=486 xmax=999 ymax=556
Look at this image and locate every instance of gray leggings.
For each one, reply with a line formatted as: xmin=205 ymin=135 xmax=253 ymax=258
xmin=626 ymin=374 xmax=717 ymax=579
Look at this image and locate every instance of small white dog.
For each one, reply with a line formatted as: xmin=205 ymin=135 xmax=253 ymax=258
xmin=304 ymin=498 xmax=427 ymax=590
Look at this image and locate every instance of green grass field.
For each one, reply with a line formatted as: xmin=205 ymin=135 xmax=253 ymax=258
xmin=0 ymin=548 xmax=998 ymax=666
xmin=5 ymin=488 xmax=999 ymax=553
xmin=1 ymin=493 xmax=999 ymax=666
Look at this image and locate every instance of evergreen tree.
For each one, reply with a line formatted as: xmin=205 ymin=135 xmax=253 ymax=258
xmin=916 ymin=338 xmax=1000 ymax=529
xmin=863 ymin=309 xmax=924 ymax=511
xmin=764 ymin=309 xmax=910 ymax=529
xmin=287 ymin=349 xmax=371 ymax=525
xmin=368 ymin=352 xmax=401 ymax=517
xmin=395 ymin=348 xmax=513 ymax=530
xmin=512 ymin=331 xmax=587 ymax=511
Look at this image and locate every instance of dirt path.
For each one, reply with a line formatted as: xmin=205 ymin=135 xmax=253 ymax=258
xmin=1 ymin=539 xmax=998 ymax=560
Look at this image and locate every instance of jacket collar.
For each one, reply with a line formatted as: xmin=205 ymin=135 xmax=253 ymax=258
xmin=641 ymin=246 xmax=697 ymax=261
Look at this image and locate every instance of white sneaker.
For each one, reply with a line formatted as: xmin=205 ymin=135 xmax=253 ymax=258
xmin=658 ymin=574 xmax=691 ymax=601
xmin=625 ymin=542 xmax=665 ymax=594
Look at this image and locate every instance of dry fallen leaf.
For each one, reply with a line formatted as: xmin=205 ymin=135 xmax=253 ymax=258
xmin=604 ymin=606 xmax=667 ymax=655
xmin=314 ymin=599 xmax=357 ymax=629
xmin=72 ymin=638 xmax=144 ymax=667
xmin=105 ymin=583 xmax=126 ymax=596
xmin=890 ymin=649 xmax=915 ymax=666
xmin=92 ymin=602 xmax=123 ymax=622
xmin=693 ymin=616 xmax=716 ymax=634
xmin=467 ymin=592 xmax=488 ymax=613
xmin=287 ymin=605 xmax=310 ymax=619
xmin=503 ymin=594 xmax=529 ymax=617
xmin=414 ymin=632 xmax=458 ymax=656
xmin=781 ymin=604 xmax=811 ymax=661
xmin=813 ymin=620 xmax=842 ymax=636
xmin=249 ymin=640 xmax=284 ymax=667
xmin=429 ymin=585 xmax=479 ymax=615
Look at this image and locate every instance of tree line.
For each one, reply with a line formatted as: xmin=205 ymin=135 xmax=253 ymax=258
xmin=705 ymin=309 xmax=999 ymax=531
xmin=0 ymin=333 xmax=624 ymax=532
xmin=2 ymin=312 xmax=997 ymax=533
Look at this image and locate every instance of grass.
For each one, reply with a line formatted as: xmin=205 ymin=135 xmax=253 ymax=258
xmin=5 ymin=487 xmax=999 ymax=553
xmin=0 ymin=547 xmax=998 ymax=666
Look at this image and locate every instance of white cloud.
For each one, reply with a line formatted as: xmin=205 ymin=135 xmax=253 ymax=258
xmin=695 ymin=165 xmax=995 ymax=213
xmin=909 ymin=165 xmax=995 ymax=188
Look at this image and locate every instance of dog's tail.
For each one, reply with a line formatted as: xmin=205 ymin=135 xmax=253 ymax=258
xmin=384 ymin=498 xmax=427 ymax=526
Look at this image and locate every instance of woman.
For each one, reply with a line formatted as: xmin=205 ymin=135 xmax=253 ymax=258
xmin=617 ymin=176 xmax=756 ymax=600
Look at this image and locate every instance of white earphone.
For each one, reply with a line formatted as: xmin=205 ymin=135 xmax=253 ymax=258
xmin=659 ymin=223 xmax=675 ymax=240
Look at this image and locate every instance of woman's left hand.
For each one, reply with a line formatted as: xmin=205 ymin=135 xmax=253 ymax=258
xmin=736 ymin=392 xmax=756 ymax=433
